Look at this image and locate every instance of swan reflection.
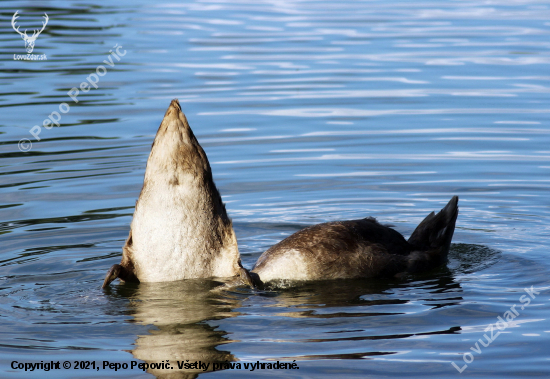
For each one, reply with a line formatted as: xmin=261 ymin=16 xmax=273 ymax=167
xmin=112 ymin=279 xmax=243 ymax=378
xmin=106 ymin=244 xmax=499 ymax=374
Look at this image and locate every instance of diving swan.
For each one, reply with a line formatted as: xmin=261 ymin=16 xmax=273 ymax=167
xmin=102 ymin=100 xmax=458 ymax=288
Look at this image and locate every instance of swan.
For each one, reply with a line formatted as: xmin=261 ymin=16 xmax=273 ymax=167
xmin=102 ymin=99 xmax=250 ymax=288
xmin=249 ymin=196 xmax=458 ymax=285
xmin=102 ymin=99 xmax=458 ymax=288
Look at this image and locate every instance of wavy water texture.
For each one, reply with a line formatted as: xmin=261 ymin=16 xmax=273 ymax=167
xmin=0 ymin=0 xmax=549 ymax=378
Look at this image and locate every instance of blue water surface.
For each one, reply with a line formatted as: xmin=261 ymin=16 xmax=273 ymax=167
xmin=1 ymin=0 xmax=549 ymax=377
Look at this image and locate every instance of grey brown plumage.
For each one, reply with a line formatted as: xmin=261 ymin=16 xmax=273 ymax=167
xmin=102 ymin=100 xmax=459 ymax=289
xmin=251 ymin=196 xmax=459 ymax=284
xmin=102 ymin=99 xmax=244 ymax=288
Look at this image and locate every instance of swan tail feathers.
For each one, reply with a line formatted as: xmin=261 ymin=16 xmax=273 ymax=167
xmin=406 ymin=196 xmax=459 ymax=272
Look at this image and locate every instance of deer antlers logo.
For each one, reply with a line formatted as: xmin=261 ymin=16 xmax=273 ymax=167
xmin=12 ymin=11 xmax=48 ymax=54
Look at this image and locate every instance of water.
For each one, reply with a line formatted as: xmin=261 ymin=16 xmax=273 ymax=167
xmin=1 ymin=0 xmax=549 ymax=377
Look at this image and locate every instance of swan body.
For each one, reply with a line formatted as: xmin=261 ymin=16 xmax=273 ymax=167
xmin=251 ymin=196 xmax=458 ymax=284
xmin=103 ymin=100 xmax=246 ymax=287
xmin=103 ymin=99 xmax=459 ymax=288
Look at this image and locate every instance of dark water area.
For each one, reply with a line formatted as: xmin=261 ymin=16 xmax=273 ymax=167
xmin=1 ymin=0 xmax=549 ymax=377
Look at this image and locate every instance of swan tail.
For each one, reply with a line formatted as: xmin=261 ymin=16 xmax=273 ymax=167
xmin=406 ymin=196 xmax=459 ymax=272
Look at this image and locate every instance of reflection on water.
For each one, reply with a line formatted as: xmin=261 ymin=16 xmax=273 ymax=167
xmin=1 ymin=0 xmax=550 ymax=377
xmin=110 ymin=280 xmax=239 ymax=377
xmin=108 ymin=244 xmax=499 ymax=376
